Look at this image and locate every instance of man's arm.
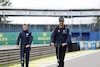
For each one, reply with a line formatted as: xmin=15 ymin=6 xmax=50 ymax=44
xmin=16 ymin=33 xmax=21 ymax=47
xmin=51 ymin=28 xmax=56 ymax=43
xmin=65 ymin=28 xmax=71 ymax=45
xmin=28 ymin=32 xmax=33 ymax=45
xmin=50 ymin=28 xmax=57 ymax=46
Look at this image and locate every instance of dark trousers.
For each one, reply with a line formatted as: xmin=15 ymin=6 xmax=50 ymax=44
xmin=20 ymin=47 xmax=30 ymax=67
xmin=56 ymin=46 xmax=67 ymax=67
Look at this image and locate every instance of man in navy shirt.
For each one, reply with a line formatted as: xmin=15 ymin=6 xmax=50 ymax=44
xmin=16 ymin=24 xmax=33 ymax=67
xmin=50 ymin=16 xmax=71 ymax=67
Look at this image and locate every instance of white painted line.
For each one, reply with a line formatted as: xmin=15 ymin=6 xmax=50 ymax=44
xmin=42 ymin=50 xmax=100 ymax=67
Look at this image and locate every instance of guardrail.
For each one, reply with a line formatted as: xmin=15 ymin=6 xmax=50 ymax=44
xmin=0 ymin=42 xmax=85 ymax=65
xmin=0 ymin=45 xmax=56 ymax=65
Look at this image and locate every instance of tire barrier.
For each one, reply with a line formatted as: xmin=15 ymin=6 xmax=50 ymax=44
xmin=91 ymin=42 xmax=96 ymax=50
xmin=88 ymin=42 xmax=91 ymax=49
xmin=84 ymin=42 xmax=88 ymax=50
xmin=68 ymin=42 xmax=80 ymax=52
xmin=96 ymin=42 xmax=100 ymax=49
xmin=72 ymin=42 xmax=80 ymax=51
xmin=79 ymin=41 xmax=84 ymax=50
xmin=79 ymin=41 xmax=100 ymax=50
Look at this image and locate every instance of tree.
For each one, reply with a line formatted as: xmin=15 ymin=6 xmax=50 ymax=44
xmin=0 ymin=0 xmax=12 ymax=24
xmin=92 ymin=17 xmax=100 ymax=31
xmin=0 ymin=0 xmax=11 ymax=6
xmin=93 ymin=17 xmax=100 ymax=24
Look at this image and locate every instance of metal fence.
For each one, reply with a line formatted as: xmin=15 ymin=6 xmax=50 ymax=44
xmin=0 ymin=23 xmax=100 ymax=32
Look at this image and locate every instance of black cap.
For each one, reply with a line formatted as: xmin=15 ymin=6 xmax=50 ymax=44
xmin=59 ymin=16 xmax=64 ymax=21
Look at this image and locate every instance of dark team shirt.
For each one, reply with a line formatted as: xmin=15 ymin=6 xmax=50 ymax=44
xmin=51 ymin=25 xmax=71 ymax=45
xmin=17 ymin=30 xmax=33 ymax=46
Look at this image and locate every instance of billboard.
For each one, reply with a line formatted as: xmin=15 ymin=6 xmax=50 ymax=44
xmin=0 ymin=32 xmax=52 ymax=45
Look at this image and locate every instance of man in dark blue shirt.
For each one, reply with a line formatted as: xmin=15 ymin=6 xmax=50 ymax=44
xmin=16 ymin=24 xmax=33 ymax=67
xmin=50 ymin=16 xmax=71 ymax=67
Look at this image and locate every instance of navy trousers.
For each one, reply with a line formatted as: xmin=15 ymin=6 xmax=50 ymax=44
xmin=56 ymin=46 xmax=67 ymax=67
xmin=20 ymin=46 xmax=30 ymax=67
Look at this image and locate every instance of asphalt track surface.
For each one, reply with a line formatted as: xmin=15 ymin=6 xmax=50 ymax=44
xmin=46 ymin=51 xmax=100 ymax=67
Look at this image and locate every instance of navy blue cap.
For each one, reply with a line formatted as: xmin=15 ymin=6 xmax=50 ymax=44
xmin=59 ymin=16 xmax=64 ymax=21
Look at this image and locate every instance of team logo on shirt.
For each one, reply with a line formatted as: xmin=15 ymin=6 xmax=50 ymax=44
xmin=63 ymin=30 xmax=66 ymax=33
xmin=57 ymin=29 xmax=60 ymax=32
xmin=63 ymin=30 xmax=67 ymax=34
xmin=26 ymin=33 xmax=29 ymax=37
xmin=26 ymin=33 xmax=29 ymax=35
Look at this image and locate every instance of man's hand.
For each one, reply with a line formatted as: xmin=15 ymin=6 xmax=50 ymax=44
xmin=16 ymin=45 xmax=20 ymax=48
xmin=62 ymin=43 xmax=67 ymax=47
xmin=26 ymin=45 xmax=30 ymax=48
xmin=50 ymin=43 xmax=55 ymax=46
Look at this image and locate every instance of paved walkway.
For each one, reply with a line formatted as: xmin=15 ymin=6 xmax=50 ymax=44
xmin=47 ymin=50 xmax=100 ymax=67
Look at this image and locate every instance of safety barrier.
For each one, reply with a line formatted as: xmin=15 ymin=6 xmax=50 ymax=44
xmin=79 ymin=41 xmax=100 ymax=50
xmin=1 ymin=41 xmax=98 ymax=65
xmin=0 ymin=45 xmax=55 ymax=65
